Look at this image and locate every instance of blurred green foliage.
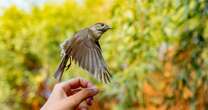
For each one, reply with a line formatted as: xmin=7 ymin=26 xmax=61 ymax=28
xmin=0 ymin=0 xmax=208 ymax=110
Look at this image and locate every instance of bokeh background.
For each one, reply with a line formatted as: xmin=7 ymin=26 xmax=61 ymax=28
xmin=0 ymin=0 xmax=208 ymax=110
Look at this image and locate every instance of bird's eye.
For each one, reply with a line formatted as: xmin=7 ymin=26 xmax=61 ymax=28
xmin=100 ymin=24 xmax=104 ymax=26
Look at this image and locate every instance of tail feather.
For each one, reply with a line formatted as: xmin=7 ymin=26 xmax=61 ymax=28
xmin=54 ymin=55 xmax=70 ymax=81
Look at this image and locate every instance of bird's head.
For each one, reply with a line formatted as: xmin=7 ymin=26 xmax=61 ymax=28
xmin=89 ymin=23 xmax=112 ymax=40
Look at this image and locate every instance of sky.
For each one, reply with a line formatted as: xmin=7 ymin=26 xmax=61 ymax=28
xmin=0 ymin=0 xmax=46 ymax=10
xmin=0 ymin=0 xmax=84 ymax=15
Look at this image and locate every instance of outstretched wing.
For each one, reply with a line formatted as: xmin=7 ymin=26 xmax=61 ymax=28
xmin=70 ymin=37 xmax=112 ymax=83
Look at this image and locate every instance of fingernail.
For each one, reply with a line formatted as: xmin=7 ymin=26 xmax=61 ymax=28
xmin=89 ymin=97 xmax=93 ymax=100
xmin=89 ymin=97 xmax=93 ymax=103
xmin=86 ymin=97 xmax=93 ymax=105
xmin=89 ymin=98 xmax=93 ymax=105
xmin=88 ymin=87 xmax=98 ymax=94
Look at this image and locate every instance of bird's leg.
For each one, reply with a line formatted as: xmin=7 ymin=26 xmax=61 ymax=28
xmin=65 ymin=56 xmax=72 ymax=71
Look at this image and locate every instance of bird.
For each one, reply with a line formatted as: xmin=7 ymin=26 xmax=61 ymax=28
xmin=54 ymin=23 xmax=112 ymax=83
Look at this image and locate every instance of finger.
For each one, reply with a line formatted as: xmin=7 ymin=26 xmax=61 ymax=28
xmin=65 ymin=88 xmax=82 ymax=96
xmin=66 ymin=87 xmax=99 ymax=107
xmin=71 ymin=88 xmax=82 ymax=94
xmin=61 ymin=77 xmax=95 ymax=91
xmin=78 ymin=101 xmax=89 ymax=110
xmin=86 ymin=97 xmax=93 ymax=106
xmin=71 ymin=88 xmax=94 ymax=105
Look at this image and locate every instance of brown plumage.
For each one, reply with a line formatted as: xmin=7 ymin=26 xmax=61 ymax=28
xmin=54 ymin=23 xmax=112 ymax=83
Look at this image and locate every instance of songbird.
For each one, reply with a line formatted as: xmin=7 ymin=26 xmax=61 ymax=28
xmin=54 ymin=23 xmax=112 ymax=83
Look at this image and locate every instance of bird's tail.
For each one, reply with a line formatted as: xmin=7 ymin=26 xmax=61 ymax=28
xmin=54 ymin=55 xmax=70 ymax=82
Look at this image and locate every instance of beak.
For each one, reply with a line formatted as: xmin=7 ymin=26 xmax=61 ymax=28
xmin=101 ymin=25 xmax=112 ymax=32
xmin=107 ymin=26 xmax=112 ymax=29
xmin=104 ymin=26 xmax=112 ymax=31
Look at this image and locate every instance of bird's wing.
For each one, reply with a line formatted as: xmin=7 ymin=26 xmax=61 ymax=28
xmin=70 ymin=37 xmax=111 ymax=83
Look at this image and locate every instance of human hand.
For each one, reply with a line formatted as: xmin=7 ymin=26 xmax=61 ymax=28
xmin=41 ymin=77 xmax=99 ymax=110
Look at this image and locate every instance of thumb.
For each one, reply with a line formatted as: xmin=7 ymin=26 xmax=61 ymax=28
xmin=66 ymin=88 xmax=99 ymax=107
